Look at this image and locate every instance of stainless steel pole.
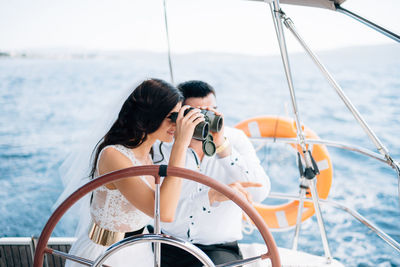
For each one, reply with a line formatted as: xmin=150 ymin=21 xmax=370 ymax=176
xmin=268 ymin=2 xmax=305 ymax=150
xmin=154 ymin=182 xmax=161 ymax=267
xmin=308 ymin=179 xmax=332 ymax=261
xmin=268 ymin=1 xmax=332 ymax=261
xmin=292 ymin=178 xmax=306 ymax=251
xmin=268 ymin=3 xmax=307 ymax=249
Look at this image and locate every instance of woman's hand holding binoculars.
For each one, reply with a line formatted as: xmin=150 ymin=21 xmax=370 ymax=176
xmin=169 ymin=106 xmax=224 ymax=156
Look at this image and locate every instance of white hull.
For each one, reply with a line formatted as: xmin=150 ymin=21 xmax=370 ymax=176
xmin=239 ymin=243 xmax=344 ymax=267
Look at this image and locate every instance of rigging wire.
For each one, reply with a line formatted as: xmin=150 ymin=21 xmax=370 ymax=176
xmin=163 ymin=0 xmax=175 ymax=84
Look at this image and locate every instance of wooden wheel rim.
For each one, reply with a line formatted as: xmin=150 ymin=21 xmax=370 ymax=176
xmin=33 ymin=165 xmax=281 ymax=267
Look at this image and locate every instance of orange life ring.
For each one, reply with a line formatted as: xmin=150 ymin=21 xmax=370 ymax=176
xmin=235 ymin=116 xmax=333 ymax=230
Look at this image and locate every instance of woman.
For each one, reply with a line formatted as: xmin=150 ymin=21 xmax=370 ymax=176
xmin=65 ymin=78 xmax=204 ymax=266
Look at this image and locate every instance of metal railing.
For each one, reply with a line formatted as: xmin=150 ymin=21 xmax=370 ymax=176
xmin=249 ymin=136 xmax=400 ymax=253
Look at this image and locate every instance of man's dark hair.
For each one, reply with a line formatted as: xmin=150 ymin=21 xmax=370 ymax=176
xmin=177 ymin=80 xmax=216 ymax=100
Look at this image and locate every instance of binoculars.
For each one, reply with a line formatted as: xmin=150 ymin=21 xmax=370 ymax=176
xmin=168 ymin=108 xmax=223 ymax=156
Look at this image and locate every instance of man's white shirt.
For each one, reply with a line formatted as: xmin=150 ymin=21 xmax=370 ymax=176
xmin=153 ymin=126 xmax=270 ymax=245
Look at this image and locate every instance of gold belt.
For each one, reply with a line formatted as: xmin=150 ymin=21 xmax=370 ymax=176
xmin=88 ymin=222 xmax=125 ymax=246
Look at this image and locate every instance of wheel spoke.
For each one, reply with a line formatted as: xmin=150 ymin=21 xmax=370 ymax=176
xmin=45 ymin=247 xmax=111 ymax=267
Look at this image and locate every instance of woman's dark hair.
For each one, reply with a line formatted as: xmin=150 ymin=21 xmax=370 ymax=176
xmin=177 ymin=80 xmax=216 ymax=101
xmin=89 ymin=78 xmax=182 ymax=178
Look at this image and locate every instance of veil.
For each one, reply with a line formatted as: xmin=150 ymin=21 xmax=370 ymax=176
xmin=52 ymin=85 xmax=135 ymax=237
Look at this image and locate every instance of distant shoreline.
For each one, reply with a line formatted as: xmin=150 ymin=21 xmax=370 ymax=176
xmin=0 ymin=52 xmax=11 ymax=57
xmin=0 ymin=43 xmax=398 ymax=60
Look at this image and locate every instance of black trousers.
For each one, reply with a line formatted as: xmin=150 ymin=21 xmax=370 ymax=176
xmin=124 ymin=227 xmax=145 ymax=238
xmin=160 ymin=241 xmax=243 ymax=267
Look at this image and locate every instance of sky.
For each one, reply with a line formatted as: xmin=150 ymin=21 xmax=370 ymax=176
xmin=0 ymin=0 xmax=399 ymax=55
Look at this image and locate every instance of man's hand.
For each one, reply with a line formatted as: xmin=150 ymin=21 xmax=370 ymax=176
xmin=208 ymin=182 xmax=262 ymax=206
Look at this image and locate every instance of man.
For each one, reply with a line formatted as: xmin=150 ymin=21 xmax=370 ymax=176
xmin=153 ymin=80 xmax=270 ymax=266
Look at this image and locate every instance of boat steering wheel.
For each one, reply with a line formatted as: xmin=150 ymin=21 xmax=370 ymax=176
xmin=33 ymin=165 xmax=281 ymax=267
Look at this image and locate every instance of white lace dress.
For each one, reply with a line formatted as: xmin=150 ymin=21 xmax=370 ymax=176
xmin=66 ymin=145 xmax=154 ymax=267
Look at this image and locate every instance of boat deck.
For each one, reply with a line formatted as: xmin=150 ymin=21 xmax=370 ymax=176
xmin=240 ymin=243 xmax=344 ymax=267
xmin=0 ymin=237 xmax=74 ymax=267
xmin=1 ymin=237 xmax=344 ymax=267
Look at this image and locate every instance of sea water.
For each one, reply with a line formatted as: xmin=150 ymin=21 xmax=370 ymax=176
xmin=0 ymin=45 xmax=399 ymax=266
